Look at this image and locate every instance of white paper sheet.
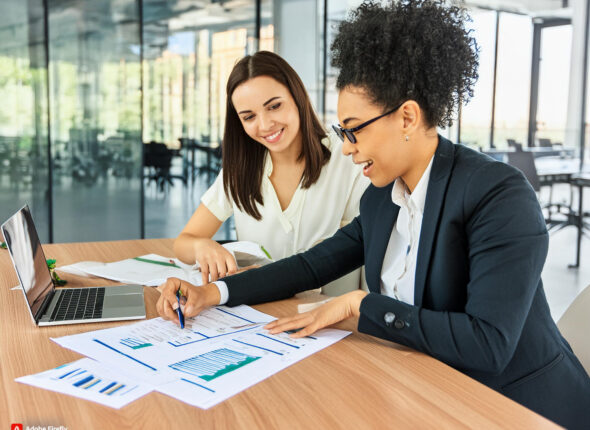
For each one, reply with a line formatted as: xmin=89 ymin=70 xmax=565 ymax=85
xmin=15 ymin=358 xmax=153 ymax=409
xmin=52 ymin=305 xmax=350 ymax=408
xmin=56 ymin=241 xmax=273 ymax=287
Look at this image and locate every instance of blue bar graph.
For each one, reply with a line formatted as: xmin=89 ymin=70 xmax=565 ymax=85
xmin=169 ymin=348 xmax=260 ymax=381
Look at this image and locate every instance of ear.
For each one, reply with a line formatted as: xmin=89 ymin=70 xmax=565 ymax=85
xmin=400 ymin=100 xmax=421 ymax=135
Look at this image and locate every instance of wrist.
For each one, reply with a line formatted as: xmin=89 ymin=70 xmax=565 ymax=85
xmin=348 ymin=290 xmax=367 ymax=318
xmin=203 ymin=282 xmax=221 ymax=306
xmin=192 ymin=237 xmax=210 ymax=260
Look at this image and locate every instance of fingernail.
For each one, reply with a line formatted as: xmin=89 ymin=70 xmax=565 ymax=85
xmin=185 ymin=305 xmax=192 ymax=315
xmin=172 ymin=302 xmax=179 ymax=310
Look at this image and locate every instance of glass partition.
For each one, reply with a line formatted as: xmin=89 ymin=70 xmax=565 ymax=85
xmin=493 ymin=12 xmax=533 ymax=149
xmin=537 ymin=25 xmax=573 ymax=147
xmin=48 ymin=0 xmax=142 ymax=242
xmin=142 ymin=1 xmax=259 ymax=239
xmin=0 ymin=0 xmax=50 ymax=241
xmin=460 ymin=9 xmax=496 ymax=149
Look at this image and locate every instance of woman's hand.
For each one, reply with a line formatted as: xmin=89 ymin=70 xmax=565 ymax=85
xmin=156 ymin=277 xmax=221 ymax=324
xmin=193 ymin=238 xmax=238 ymax=284
xmin=264 ymin=290 xmax=368 ymax=338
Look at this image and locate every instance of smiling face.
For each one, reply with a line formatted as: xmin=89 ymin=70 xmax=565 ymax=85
xmin=231 ymin=75 xmax=302 ymax=157
xmin=337 ymin=86 xmax=417 ymax=188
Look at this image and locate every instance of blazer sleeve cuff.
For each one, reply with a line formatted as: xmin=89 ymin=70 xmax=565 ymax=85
xmin=358 ymin=292 xmax=420 ymax=345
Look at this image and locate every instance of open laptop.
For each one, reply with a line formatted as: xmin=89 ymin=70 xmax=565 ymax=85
xmin=1 ymin=205 xmax=146 ymax=326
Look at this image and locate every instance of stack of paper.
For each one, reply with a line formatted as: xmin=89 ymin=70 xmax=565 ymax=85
xmin=17 ymin=305 xmax=350 ymax=409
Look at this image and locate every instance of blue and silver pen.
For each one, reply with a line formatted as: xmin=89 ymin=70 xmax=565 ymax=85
xmin=176 ymin=288 xmax=185 ymax=329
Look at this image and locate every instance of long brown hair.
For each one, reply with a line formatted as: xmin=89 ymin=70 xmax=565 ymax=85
xmin=222 ymin=51 xmax=330 ymax=220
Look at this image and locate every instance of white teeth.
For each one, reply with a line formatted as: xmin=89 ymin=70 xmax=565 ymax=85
xmin=364 ymin=161 xmax=373 ymax=168
xmin=265 ymin=129 xmax=282 ymax=140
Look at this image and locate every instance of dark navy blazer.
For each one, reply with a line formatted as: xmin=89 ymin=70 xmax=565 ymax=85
xmin=224 ymin=136 xmax=590 ymax=428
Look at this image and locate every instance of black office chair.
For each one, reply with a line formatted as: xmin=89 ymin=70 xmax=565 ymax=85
xmin=144 ymin=141 xmax=174 ymax=192
xmin=507 ymin=152 xmax=575 ymax=233
xmin=506 ymin=139 xmax=523 ymax=152
xmin=507 ymin=152 xmax=540 ymax=191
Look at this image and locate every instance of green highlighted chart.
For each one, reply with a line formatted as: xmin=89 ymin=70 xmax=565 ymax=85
xmin=169 ymin=348 xmax=260 ymax=381
xmin=120 ymin=337 xmax=152 ymax=349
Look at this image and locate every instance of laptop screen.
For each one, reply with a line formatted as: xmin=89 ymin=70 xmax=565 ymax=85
xmin=1 ymin=205 xmax=53 ymax=319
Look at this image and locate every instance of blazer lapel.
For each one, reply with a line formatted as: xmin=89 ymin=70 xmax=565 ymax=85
xmin=414 ymin=136 xmax=455 ymax=306
xmin=366 ymin=185 xmax=399 ymax=293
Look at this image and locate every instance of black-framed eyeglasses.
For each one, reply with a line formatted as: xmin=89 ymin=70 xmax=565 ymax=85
xmin=332 ymin=102 xmax=404 ymax=144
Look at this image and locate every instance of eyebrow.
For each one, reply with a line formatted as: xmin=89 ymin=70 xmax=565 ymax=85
xmin=342 ymin=117 xmax=360 ymax=126
xmin=238 ymin=96 xmax=282 ymax=115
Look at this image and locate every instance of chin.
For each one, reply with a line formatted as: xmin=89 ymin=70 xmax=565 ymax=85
xmin=371 ymin=175 xmax=396 ymax=188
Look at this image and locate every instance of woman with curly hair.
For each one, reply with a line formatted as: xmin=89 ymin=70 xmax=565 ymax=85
xmin=158 ymin=1 xmax=590 ymax=426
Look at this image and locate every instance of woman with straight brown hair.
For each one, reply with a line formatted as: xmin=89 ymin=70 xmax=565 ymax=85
xmin=174 ymin=51 xmax=369 ymax=292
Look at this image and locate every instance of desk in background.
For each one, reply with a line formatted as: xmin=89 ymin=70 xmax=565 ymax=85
xmin=0 ymin=239 xmax=559 ymax=429
xmin=483 ymin=146 xmax=577 ymax=160
xmin=536 ymin=158 xmax=590 ymax=268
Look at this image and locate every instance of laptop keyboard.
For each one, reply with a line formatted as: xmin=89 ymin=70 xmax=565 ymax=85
xmin=49 ymin=288 xmax=105 ymax=321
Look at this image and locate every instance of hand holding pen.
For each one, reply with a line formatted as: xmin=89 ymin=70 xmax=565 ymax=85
xmin=156 ymin=278 xmax=221 ymax=325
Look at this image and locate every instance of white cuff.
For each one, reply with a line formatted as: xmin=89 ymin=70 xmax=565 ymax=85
xmin=213 ymin=281 xmax=229 ymax=305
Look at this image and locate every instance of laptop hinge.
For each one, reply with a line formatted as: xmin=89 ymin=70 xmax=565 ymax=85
xmin=34 ymin=285 xmax=56 ymax=323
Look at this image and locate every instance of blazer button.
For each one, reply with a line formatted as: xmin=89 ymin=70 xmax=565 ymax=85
xmin=384 ymin=312 xmax=395 ymax=327
xmin=394 ymin=319 xmax=405 ymax=329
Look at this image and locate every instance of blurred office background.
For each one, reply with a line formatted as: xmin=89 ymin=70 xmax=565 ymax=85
xmin=0 ymin=0 xmax=589 ymax=317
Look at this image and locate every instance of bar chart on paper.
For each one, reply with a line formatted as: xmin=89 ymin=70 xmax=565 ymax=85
xmin=170 ymin=348 xmax=261 ymax=381
xmin=51 ymin=305 xmax=352 ymax=409
xmin=15 ymin=358 xmax=153 ymax=409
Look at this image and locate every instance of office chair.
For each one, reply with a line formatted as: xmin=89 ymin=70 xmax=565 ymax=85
xmin=506 ymin=152 xmax=569 ymax=231
xmin=507 ymin=139 xmax=523 ymax=152
xmin=144 ymin=141 xmax=174 ymax=192
xmin=507 ymin=152 xmax=540 ymax=191
xmin=558 ymin=285 xmax=590 ymax=373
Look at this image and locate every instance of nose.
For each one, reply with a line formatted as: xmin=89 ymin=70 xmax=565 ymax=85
xmin=259 ymin=113 xmax=275 ymax=132
xmin=341 ymin=137 xmax=357 ymax=157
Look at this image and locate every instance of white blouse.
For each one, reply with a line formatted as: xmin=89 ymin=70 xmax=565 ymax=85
xmin=201 ymin=135 xmax=370 ymax=295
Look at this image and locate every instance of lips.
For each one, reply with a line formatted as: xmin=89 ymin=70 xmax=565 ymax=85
xmin=354 ymin=158 xmax=374 ymax=176
xmin=263 ymin=128 xmax=284 ymax=143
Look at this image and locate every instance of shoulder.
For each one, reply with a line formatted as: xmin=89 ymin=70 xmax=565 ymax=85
xmin=452 ymin=144 xmax=527 ymax=191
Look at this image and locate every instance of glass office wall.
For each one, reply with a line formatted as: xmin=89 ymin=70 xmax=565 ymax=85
xmin=0 ymin=0 xmax=50 ymax=241
xmin=493 ymin=13 xmax=533 ymax=148
xmin=537 ymin=25 xmax=573 ymax=146
xmin=460 ymin=9 xmax=496 ymax=149
xmin=143 ymin=1 xmax=263 ymax=147
xmin=324 ymin=0 xmax=363 ymax=127
xmin=48 ymin=0 xmax=142 ymax=242
xmin=142 ymin=1 xmax=265 ymax=239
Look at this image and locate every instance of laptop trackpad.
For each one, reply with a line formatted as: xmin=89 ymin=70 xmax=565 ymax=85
xmin=104 ymin=294 xmax=143 ymax=308
xmin=102 ymin=285 xmax=145 ymax=318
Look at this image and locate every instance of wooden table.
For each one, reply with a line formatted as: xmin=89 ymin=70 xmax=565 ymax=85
xmin=0 ymin=239 xmax=559 ymax=429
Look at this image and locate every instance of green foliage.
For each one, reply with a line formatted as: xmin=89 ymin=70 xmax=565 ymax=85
xmin=46 ymin=258 xmax=67 ymax=286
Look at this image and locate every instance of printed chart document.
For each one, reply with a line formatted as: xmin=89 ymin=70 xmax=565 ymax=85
xmin=57 ymin=241 xmax=273 ymax=287
xmin=16 ymin=358 xmax=153 ymax=409
xmin=52 ymin=305 xmax=350 ymax=409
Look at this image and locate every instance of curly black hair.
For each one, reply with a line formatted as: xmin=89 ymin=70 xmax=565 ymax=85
xmin=331 ymin=0 xmax=479 ymax=128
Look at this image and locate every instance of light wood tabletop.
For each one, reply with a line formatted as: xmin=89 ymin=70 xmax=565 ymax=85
xmin=0 ymin=239 xmax=560 ymax=429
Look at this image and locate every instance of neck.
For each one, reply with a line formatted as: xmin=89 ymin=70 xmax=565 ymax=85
xmin=402 ymin=131 xmax=438 ymax=193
